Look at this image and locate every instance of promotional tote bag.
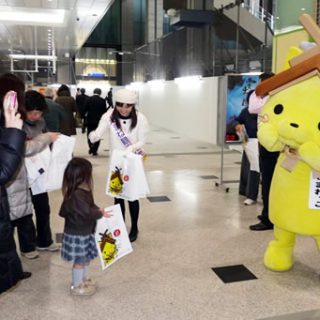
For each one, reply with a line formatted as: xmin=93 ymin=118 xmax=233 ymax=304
xmin=95 ymin=204 xmax=133 ymax=270
xmin=46 ymin=135 xmax=75 ymax=191
xmin=25 ymin=135 xmax=75 ymax=194
xmin=106 ymin=150 xmax=150 ymax=201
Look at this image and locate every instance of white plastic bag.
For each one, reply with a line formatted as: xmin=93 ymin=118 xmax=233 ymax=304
xmin=46 ymin=135 xmax=75 ymax=191
xmin=106 ymin=150 xmax=150 ymax=201
xmin=95 ymin=204 xmax=133 ymax=270
xmin=25 ymin=146 xmax=51 ymax=195
xmin=244 ymin=138 xmax=260 ymax=172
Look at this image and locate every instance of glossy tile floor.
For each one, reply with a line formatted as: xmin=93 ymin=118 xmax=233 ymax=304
xmin=2 ymin=127 xmax=320 ymax=320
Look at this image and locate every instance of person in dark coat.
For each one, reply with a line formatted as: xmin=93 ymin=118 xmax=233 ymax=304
xmin=231 ymin=90 xmax=260 ymax=206
xmin=0 ymin=73 xmax=32 ymax=294
xmin=55 ymin=85 xmax=77 ymax=136
xmin=83 ymin=88 xmax=107 ymax=155
xmin=43 ymin=87 xmax=67 ymax=132
xmin=76 ymin=88 xmax=89 ymax=133
xmin=248 ymin=72 xmax=278 ymax=231
xmin=105 ymin=87 xmax=113 ymax=108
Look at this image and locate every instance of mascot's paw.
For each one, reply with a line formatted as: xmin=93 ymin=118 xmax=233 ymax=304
xmin=264 ymin=242 xmax=294 ymax=271
xmin=258 ymin=124 xmax=284 ymax=152
xmin=298 ymin=141 xmax=320 ymax=172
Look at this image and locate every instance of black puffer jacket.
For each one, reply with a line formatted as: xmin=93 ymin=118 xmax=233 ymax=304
xmin=0 ymin=127 xmax=26 ymax=293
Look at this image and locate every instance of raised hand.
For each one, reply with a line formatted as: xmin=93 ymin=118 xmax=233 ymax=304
xmin=3 ymin=91 xmax=22 ymax=129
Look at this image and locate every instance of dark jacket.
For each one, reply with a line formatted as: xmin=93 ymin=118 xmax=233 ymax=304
xmin=106 ymin=90 xmax=113 ymax=107
xmin=55 ymin=93 xmax=77 ymax=136
xmin=84 ymin=95 xmax=107 ymax=126
xmin=233 ymin=107 xmax=257 ymax=138
xmin=43 ymin=98 xmax=67 ymax=132
xmin=59 ymin=187 xmax=102 ymax=235
xmin=0 ymin=127 xmax=26 ymax=293
xmin=76 ymin=93 xmax=89 ymax=118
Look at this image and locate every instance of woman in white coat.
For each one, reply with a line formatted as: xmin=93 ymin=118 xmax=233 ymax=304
xmin=89 ymin=89 xmax=149 ymax=242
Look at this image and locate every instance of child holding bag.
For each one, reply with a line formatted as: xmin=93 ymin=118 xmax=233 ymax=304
xmin=59 ymin=157 xmax=111 ymax=296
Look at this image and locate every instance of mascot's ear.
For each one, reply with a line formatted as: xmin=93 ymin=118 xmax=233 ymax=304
xmin=282 ymin=46 xmax=303 ymax=71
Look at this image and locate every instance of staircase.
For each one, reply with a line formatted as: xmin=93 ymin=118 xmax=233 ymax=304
xmin=215 ymin=1 xmax=273 ymax=45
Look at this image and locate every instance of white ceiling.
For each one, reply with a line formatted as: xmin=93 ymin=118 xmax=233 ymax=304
xmin=0 ymin=0 xmax=114 ymax=61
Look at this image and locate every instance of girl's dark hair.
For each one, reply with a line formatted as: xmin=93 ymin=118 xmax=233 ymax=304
xmin=25 ymin=90 xmax=48 ymax=112
xmin=62 ymin=157 xmax=93 ymax=199
xmin=110 ymin=105 xmax=137 ymax=130
xmin=0 ymin=73 xmax=26 ymax=120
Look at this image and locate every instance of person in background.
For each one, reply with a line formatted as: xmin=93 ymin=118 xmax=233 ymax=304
xmin=43 ymin=87 xmax=67 ymax=132
xmin=55 ymin=85 xmax=77 ymax=136
xmin=24 ymin=90 xmax=60 ymax=252
xmin=232 ymin=90 xmax=260 ymax=206
xmin=248 ymin=72 xmax=278 ymax=231
xmin=83 ymin=88 xmax=107 ymax=156
xmin=76 ymin=88 xmax=89 ymax=134
xmin=59 ymin=157 xmax=112 ymax=296
xmin=105 ymin=87 xmax=113 ymax=109
xmin=89 ymin=88 xmax=149 ymax=242
xmin=0 ymin=73 xmax=32 ymax=294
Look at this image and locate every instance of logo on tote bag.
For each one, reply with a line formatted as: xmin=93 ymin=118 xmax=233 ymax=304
xmin=108 ymin=166 xmax=124 ymax=194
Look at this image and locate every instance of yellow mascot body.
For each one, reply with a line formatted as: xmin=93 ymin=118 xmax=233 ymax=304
xmin=258 ymin=75 xmax=320 ymax=271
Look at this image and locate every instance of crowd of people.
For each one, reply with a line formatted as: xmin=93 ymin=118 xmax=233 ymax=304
xmin=0 ymin=72 xmax=279 ymax=298
xmin=0 ymin=75 xmax=149 ymax=297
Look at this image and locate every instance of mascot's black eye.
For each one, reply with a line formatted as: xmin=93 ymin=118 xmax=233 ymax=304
xmin=318 ymin=122 xmax=320 ymax=131
xmin=274 ymin=104 xmax=283 ymax=115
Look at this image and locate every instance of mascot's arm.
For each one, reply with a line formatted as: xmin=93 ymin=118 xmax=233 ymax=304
xmin=258 ymin=123 xmax=284 ymax=152
xmin=298 ymin=141 xmax=320 ymax=172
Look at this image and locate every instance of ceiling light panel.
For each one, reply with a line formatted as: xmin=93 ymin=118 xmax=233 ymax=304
xmin=0 ymin=6 xmax=66 ymax=26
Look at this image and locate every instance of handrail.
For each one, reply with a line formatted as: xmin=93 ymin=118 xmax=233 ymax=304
xmin=241 ymin=2 xmax=274 ymax=30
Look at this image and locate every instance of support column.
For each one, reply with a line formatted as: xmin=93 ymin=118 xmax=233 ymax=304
xmin=147 ymin=0 xmax=163 ymax=43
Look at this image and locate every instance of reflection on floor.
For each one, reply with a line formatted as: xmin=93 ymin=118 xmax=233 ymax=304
xmin=2 ymin=127 xmax=320 ymax=320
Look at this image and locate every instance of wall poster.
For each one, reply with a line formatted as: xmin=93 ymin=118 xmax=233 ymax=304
xmin=225 ymin=74 xmax=260 ymax=143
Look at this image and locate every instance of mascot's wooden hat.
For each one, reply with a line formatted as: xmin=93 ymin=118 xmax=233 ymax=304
xmin=256 ymin=14 xmax=320 ymax=97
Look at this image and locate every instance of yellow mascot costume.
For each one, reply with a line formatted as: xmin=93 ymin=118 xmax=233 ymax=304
xmin=255 ymin=14 xmax=320 ymax=271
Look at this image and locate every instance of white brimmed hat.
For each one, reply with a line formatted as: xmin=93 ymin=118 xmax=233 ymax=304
xmin=114 ymin=89 xmax=138 ymax=104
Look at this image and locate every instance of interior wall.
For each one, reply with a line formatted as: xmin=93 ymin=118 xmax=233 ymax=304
xmin=272 ymin=29 xmax=309 ymax=73
xmin=138 ymin=77 xmax=219 ymax=144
